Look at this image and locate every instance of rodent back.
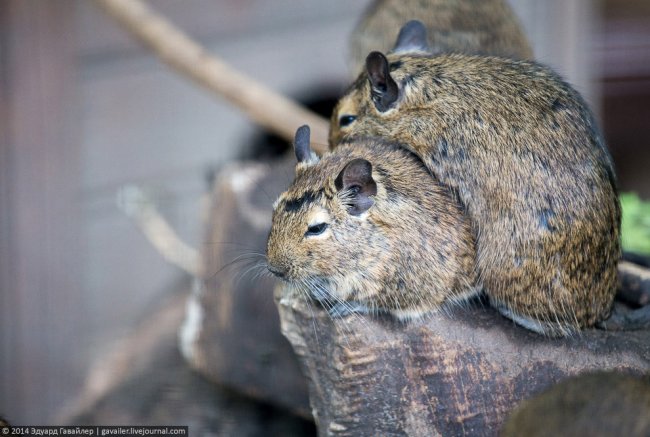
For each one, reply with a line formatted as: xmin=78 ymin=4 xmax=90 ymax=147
xmin=333 ymin=52 xmax=613 ymax=166
xmin=331 ymin=52 xmax=618 ymax=221
xmin=267 ymin=136 xmax=476 ymax=317
xmin=332 ymin=52 xmax=619 ymax=217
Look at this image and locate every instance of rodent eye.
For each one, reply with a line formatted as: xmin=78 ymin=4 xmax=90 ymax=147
xmin=305 ymin=222 xmax=329 ymax=237
xmin=338 ymin=115 xmax=357 ymax=128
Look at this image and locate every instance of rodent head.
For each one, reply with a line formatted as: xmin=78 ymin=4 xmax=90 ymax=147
xmin=267 ymin=126 xmax=381 ymax=302
xmin=330 ymin=20 xmax=432 ymax=146
xmin=268 ymin=125 xmax=477 ymax=313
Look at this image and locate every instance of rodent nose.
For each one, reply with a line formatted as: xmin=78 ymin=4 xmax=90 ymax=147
xmin=267 ymin=265 xmax=286 ymax=279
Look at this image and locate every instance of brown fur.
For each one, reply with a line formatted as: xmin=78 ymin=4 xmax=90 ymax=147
xmin=330 ymin=50 xmax=621 ymax=336
xmin=267 ymin=138 xmax=476 ymax=320
xmin=350 ymin=0 xmax=533 ymax=74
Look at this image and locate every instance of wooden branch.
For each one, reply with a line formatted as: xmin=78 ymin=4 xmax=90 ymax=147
xmin=117 ymin=185 xmax=202 ymax=277
xmin=95 ymin=0 xmax=330 ymax=153
xmin=277 ymin=291 xmax=650 ymax=436
xmin=58 ymin=287 xmax=190 ymax=422
xmin=618 ymin=260 xmax=650 ymax=307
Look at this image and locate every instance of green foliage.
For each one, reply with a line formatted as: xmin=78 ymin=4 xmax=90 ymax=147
xmin=621 ymin=192 xmax=650 ymax=255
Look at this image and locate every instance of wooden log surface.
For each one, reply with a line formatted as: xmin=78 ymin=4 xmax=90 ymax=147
xmin=276 ymin=291 xmax=650 ymax=437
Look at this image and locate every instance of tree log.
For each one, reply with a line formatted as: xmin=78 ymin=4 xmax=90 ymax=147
xmin=276 ymin=291 xmax=650 ymax=436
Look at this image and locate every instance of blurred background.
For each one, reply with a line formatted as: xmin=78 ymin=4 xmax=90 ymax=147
xmin=1 ymin=0 xmax=648 ymax=430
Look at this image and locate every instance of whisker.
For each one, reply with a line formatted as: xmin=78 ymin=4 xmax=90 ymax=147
xmin=206 ymin=253 xmax=267 ymax=279
xmin=296 ymin=279 xmax=323 ymax=351
xmin=233 ymin=260 xmax=269 ymax=287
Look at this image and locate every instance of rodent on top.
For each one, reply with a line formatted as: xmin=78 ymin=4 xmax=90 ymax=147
xmin=329 ymin=21 xmax=621 ymax=336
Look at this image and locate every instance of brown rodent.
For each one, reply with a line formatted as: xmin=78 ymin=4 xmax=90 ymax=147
xmin=500 ymin=371 xmax=650 ymax=437
xmin=330 ymin=21 xmax=621 ymax=336
xmin=266 ymin=125 xmax=477 ymax=320
xmin=350 ymin=0 xmax=533 ymax=74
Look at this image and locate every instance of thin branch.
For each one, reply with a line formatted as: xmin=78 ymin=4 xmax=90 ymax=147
xmin=117 ymin=185 xmax=203 ymax=277
xmin=96 ymin=0 xmax=330 ymax=154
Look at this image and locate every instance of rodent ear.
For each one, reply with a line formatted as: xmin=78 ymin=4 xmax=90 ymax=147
xmin=392 ymin=20 xmax=430 ymax=54
xmin=294 ymin=124 xmax=317 ymax=164
xmin=334 ymin=158 xmax=377 ymax=216
xmin=366 ymin=52 xmax=399 ymax=112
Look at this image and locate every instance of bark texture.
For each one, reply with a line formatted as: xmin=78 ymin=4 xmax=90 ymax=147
xmin=276 ymin=291 xmax=650 ymax=437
